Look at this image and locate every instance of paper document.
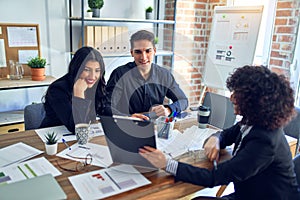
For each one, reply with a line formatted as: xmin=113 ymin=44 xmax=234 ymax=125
xmin=0 ymin=157 xmax=61 ymax=184
xmin=0 ymin=142 xmax=43 ymax=168
xmin=157 ymin=125 xmax=217 ymax=158
xmin=35 ymin=123 xmax=104 ymax=143
xmin=69 ymin=164 xmax=151 ymax=199
xmin=57 ymin=142 xmax=113 ymax=168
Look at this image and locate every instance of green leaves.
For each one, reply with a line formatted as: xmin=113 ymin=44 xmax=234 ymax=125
xmin=27 ymin=57 xmax=46 ymax=68
xmin=45 ymin=132 xmax=58 ymax=145
xmin=88 ymin=0 xmax=104 ymax=9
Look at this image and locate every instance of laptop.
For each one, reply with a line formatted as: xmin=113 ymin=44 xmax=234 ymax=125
xmin=100 ymin=115 xmax=157 ymax=171
xmin=202 ymin=92 xmax=236 ymax=130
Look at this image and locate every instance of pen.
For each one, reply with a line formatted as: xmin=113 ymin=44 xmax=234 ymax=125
xmin=62 ymin=138 xmax=71 ymax=150
xmin=213 ymin=160 xmax=218 ymax=170
xmin=78 ymin=145 xmax=90 ymax=150
xmin=62 ymin=133 xmax=73 ymax=136
xmin=105 ymin=171 xmax=121 ymax=190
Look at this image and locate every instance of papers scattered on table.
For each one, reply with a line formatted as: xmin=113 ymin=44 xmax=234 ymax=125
xmin=57 ymin=142 xmax=113 ymax=168
xmin=0 ymin=157 xmax=61 ymax=184
xmin=35 ymin=123 xmax=104 ymax=143
xmin=0 ymin=142 xmax=43 ymax=168
xmin=157 ymin=125 xmax=217 ymax=158
xmin=69 ymin=164 xmax=151 ymax=199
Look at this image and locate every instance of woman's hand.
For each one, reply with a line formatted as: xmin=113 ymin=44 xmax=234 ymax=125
xmin=203 ymin=136 xmax=220 ymax=161
xmin=73 ymin=78 xmax=88 ymax=98
xmin=139 ymin=146 xmax=167 ymax=169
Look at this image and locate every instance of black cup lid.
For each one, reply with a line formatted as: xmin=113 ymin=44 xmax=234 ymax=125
xmin=199 ymin=105 xmax=210 ymax=111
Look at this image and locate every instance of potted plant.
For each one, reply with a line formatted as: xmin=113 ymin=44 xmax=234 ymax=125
xmin=27 ymin=56 xmax=46 ymax=81
xmin=88 ymin=0 xmax=104 ymax=18
xmin=154 ymin=36 xmax=159 ymax=49
xmin=86 ymin=8 xmax=93 ymax=18
xmin=145 ymin=6 xmax=153 ymax=19
xmin=44 ymin=132 xmax=58 ymax=155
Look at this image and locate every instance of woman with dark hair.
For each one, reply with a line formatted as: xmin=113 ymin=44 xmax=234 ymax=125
xmin=140 ymin=65 xmax=300 ymax=199
xmin=40 ymin=47 xmax=106 ymax=133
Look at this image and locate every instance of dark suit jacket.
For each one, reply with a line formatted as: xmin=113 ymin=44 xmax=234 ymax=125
xmin=175 ymin=123 xmax=300 ymax=200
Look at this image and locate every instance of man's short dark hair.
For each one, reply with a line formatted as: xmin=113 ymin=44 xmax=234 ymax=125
xmin=130 ymin=30 xmax=155 ymax=49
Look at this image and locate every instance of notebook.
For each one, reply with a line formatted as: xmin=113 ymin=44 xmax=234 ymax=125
xmin=0 ymin=174 xmax=67 ymax=200
xmin=100 ymin=116 xmax=157 ymax=171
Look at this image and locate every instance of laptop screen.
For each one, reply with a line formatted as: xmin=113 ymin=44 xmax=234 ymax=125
xmin=100 ymin=116 xmax=157 ymax=170
xmin=202 ymin=92 xmax=236 ymax=130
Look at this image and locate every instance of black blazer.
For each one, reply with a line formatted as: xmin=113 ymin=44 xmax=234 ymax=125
xmin=175 ymin=123 xmax=300 ymax=200
xmin=40 ymin=75 xmax=104 ymax=133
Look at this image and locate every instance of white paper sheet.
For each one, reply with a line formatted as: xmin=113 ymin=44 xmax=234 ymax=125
xmin=0 ymin=39 xmax=6 ymax=67
xmin=35 ymin=123 xmax=104 ymax=143
xmin=0 ymin=157 xmax=61 ymax=184
xmin=7 ymin=26 xmax=38 ymax=47
xmin=57 ymin=143 xmax=113 ymax=168
xmin=18 ymin=50 xmax=38 ymax=64
xmin=157 ymin=126 xmax=217 ymax=158
xmin=0 ymin=142 xmax=43 ymax=168
xmin=69 ymin=164 xmax=151 ymax=199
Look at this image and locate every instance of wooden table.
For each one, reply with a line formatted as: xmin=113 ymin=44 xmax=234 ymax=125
xmin=0 ymin=120 xmax=232 ymax=200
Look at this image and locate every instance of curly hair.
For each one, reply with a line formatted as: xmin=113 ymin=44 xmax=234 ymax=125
xmin=226 ymin=65 xmax=295 ymax=130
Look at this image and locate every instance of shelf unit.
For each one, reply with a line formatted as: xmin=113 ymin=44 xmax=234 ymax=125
xmin=68 ymin=0 xmax=177 ymax=70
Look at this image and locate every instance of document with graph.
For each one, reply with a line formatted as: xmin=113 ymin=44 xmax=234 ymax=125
xmin=69 ymin=164 xmax=151 ymax=199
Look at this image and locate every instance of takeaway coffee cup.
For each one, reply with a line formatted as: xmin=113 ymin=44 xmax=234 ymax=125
xmin=75 ymin=123 xmax=90 ymax=145
xmin=197 ymin=106 xmax=210 ymax=129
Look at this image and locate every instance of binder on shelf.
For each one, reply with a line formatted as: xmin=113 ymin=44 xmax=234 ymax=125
xmin=108 ymin=26 xmax=115 ymax=53
xmin=115 ymin=26 xmax=122 ymax=53
xmin=94 ymin=26 xmax=102 ymax=51
xmin=84 ymin=26 xmax=94 ymax=47
xmin=101 ymin=26 xmax=109 ymax=53
xmin=121 ymin=26 xmax=129 ymax=52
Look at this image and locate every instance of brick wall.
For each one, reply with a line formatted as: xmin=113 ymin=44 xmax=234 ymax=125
xmin=164 ymin=0 xmax=300 ymax=106
xmin=269 ymin=0 xmax=300 ymax=76
xmin=165 ymin=0 xmax=225 ymax=106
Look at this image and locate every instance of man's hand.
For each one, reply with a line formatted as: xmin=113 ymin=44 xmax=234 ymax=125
xmin=139 ymin=146 xmax=167 ymax=169
xmin=151 ymin=105 xmax=171 ymax=117
xmin=131 ymin=113 xmax=149 ymax=121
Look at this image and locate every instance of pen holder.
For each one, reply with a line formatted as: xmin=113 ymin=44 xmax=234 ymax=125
xmin=156 ymin=116 xmax=175 ymax=139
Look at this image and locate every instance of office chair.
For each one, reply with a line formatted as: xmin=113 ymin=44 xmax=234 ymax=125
xmin=202 ymin=92 xmax=236 ymax=130
xmin=284 ymin=106 xmax=300 ymax=156
xmin=294 ymin=154 xmax=300 ymax=185
xmin=24 ymin=103 xmax=46 ymax=130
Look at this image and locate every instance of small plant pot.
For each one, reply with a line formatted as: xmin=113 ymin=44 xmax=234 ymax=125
xmin=87 ymin=12 xmax=93 ymax=18
xmin=92 ymin=8 xmax=100 ymax=17
xmin=31 ymin=68 xmax=45 ymax=81
xmin=45 ymin=143 xmax=58 ymax=155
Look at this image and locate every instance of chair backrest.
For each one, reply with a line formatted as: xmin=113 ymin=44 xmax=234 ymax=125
xmin=24 ymin=103 xmax=46 ymax=130
xmin=294 ymin=154 xmax=300 ymax=185
xmin=284 ymin=106 xmax=300 ymax=155
xmin=202 ymin=92 xmax=236 ymax=130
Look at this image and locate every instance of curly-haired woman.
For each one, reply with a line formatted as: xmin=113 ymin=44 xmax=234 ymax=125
xmin=139 ymin=65 xmax=300 ymax=200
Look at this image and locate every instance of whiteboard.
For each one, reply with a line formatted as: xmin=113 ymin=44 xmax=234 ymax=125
xmin=203 ymin=6 xmax=263 ymax=90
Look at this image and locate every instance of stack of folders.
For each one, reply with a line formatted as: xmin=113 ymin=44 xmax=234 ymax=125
xmin=83 ymin=26 xmax=129 ymax=54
